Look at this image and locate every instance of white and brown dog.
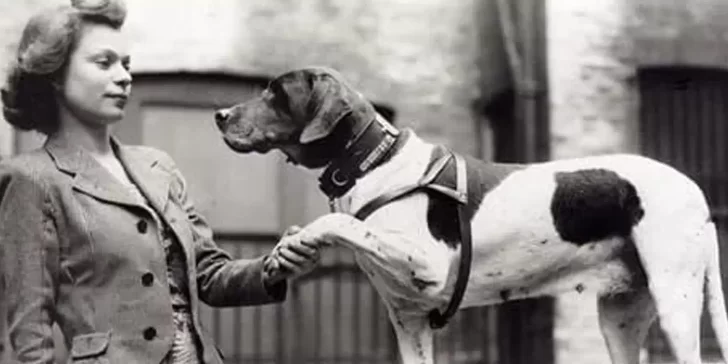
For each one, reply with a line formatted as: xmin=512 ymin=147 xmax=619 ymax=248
xmin=213 ymin=67 xmax=728 ymax=364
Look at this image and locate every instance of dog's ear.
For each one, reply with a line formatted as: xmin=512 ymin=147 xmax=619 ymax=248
xmin=298 ymin=72 xmax=353 ymax=144
xmin=278 ymin=68 xmax=375 ymax=144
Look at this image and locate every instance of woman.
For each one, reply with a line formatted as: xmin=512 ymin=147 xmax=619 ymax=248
xmin=0 ymin=1 xmax=320 ymax=363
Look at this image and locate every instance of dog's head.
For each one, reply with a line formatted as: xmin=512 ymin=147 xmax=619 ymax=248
xmin=214 ymin=67 xmax=377 ymax=168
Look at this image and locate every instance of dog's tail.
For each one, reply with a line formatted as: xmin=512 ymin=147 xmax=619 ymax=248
xmin=704 ymin=220 xmax=728 ymax=361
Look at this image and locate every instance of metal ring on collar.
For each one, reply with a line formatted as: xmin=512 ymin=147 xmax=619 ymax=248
xmin=331 ymin=169 xmax=350 ymax=187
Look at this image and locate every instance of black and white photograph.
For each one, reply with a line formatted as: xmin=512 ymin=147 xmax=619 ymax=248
xmin=0 ymin=0 xmax=727 ymax=363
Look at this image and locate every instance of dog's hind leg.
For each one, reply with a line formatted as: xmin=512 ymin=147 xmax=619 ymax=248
xmin=650 ymin=278 xmax=703 ymax=364
xmin=631 ymin=220 xmax=707 ymax=364
xmin=704 ymin=221 xmax=728 ymax=362
xmin=387 ymin=309 xmax=435 ymax=364
xmin=597 ymin=289 xmax=657 ymax=364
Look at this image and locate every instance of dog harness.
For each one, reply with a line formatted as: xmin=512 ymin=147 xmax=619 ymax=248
xmin=318 ymin=116 xmax=474 ymax=329
xmin=352 ymin=147 xmax=472 ymax=330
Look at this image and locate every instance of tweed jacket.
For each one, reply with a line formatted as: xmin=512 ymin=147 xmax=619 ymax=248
xmin=0 ymin=135 xmax=286 ymax=363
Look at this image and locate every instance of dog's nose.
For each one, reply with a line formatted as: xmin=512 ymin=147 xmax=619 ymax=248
xmin=214 ymin=109 xmax=230 ymax=128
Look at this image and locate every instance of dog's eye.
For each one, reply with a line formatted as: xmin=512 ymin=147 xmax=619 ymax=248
xmin=268 ymin=83 xmax=290 ymax=115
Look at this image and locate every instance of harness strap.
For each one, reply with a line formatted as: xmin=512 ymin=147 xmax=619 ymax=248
xmin=353 ymin=152 xmax=453 ymax=219
xmin=428 ymin=153 xmax=472 ymax=329
xmin=351 ymin=149 xmax=472 ymax=330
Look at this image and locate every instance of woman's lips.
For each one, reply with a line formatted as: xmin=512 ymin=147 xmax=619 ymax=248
xmin=105 ymin=94 xmax=128 ymax=107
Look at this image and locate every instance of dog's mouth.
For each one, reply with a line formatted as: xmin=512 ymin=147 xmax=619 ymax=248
xmin=222 ymin=136 xmax=272 ymax=154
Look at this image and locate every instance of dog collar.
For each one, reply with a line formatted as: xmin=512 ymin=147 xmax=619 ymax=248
xmin=318 ymin=114 xmax=404 ymax=199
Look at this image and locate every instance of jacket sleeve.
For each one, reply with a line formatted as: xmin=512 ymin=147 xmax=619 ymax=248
xmin=164 ymin=156 xmax=287 ymax=307
xmin=0 ymin=166 xmax=60 ymax=363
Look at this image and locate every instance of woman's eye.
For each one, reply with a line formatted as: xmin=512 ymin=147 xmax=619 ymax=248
xmin=95 ymin=59 xmax=112 ymax=68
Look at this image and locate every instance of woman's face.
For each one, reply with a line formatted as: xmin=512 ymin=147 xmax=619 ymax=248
xmin=58 ymin=22 xmax=131 ymax=127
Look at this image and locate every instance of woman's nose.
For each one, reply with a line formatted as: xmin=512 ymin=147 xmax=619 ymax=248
xmin=114 ymin=66 xmax=132 ymax=89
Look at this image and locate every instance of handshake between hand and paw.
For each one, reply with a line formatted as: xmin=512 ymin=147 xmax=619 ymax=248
xmin=263 ymin=225 xmax=326 ymax=285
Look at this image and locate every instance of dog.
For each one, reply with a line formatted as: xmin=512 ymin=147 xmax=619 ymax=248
xmin=213 ymin=66 xmax=728 ymax=364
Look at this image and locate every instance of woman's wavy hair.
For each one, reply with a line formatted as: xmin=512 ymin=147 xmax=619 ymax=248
xmin=1 ymin=0 xmax=127 ymax=135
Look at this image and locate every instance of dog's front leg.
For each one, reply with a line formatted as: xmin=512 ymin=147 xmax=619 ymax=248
xmin=295 ymin=212 xmax=445 ymax=286
xmin=388 ymin=310 xmax=435 ymax=364
xmin=297 ymin=212 xmax=399 ymax=254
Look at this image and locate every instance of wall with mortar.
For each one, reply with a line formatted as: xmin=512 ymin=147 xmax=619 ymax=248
xmin=547 ymin=0 xmax=728 ymax=363
xmin=547 ymin=2 xmax=636 ymax=363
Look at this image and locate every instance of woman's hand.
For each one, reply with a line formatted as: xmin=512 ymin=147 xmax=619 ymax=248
xmin=263 ymin=225 xmax=322 ymax=285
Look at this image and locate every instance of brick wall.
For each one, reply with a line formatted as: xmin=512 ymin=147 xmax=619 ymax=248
xmin=547 ymin=0 xmax=636 ymax=362
xmin=547 ymin=0 xmax=728 ymax=363
xmin=628 ymin=0 xmax=728 ymax=68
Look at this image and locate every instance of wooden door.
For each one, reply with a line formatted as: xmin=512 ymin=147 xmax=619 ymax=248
xmin=639 ymin=66 xmax=728 ymax=362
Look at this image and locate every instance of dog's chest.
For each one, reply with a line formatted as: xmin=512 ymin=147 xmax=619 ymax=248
xmin=425 ymin=147 xmax=526 ymax=247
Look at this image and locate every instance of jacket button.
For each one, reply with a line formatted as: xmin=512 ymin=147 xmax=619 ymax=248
xmin=136 ymin=220 xmax=148 ymax=234
xmin=141 ymin=272 xmax=154 ymax=286
xmin=143 ymin=327 xmax=156 ymax=340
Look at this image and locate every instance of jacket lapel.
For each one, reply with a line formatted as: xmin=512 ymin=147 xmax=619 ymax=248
xmin=113 ymin=138 xmax=171 ymax=214
xmin=44 ymin=136 xmax=171 ymax=212
xmin=45 ymin=136 xmax=141 ymax=207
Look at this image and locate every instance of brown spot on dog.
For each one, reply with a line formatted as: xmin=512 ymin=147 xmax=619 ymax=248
xmin=486 ymin=271 xmax=503 ymax=277
xmin=575 ymin=283 xmax=585 ymax=293
xmin=540 ymin=239 xmax=548 ymax=244
xmin=551 ymin=169 xmax=644 ymax=245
